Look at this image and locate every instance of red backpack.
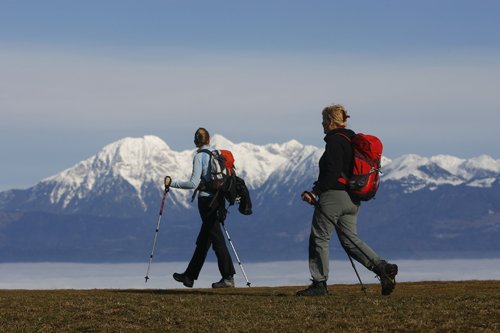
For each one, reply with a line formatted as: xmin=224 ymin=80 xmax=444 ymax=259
xmin=192 ymin=149 xmax=238 ymax=205
xmin=336 ymin=133 xmax=383 ymax=201
xmin=200 ymin=149 xmax=235 ymax=190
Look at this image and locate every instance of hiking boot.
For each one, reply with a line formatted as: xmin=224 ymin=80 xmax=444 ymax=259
xmin=296 ymin=280 xmax=328 ymax=296
xmin=377 ymin=263 xmax=398 ymax=296
xmin=173 ymin=272 xmax=194 ymax=288
xmin=212 ymin=277 xmax=235 ymax=288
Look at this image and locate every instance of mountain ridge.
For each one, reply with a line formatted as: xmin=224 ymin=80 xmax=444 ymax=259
xmin=2 ymin=134 xmax=498 ymax=215
xmin=0 ymin=134 xmax=498 ymax=262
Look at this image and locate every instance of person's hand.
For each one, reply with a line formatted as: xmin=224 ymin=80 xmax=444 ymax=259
xmin=301 ymin=191 xmax=317 ymax=205
xmin=164 ymin=176 xmax=172 ymax=190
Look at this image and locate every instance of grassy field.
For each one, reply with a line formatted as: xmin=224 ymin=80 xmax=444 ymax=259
xmin=0 ymin=281 xmax=499 ymax=332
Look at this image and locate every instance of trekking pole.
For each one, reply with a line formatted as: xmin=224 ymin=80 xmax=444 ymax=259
xmin=145 ymin=176 xmax=171 ymax=283
xmin=344 ymin=244 xmax=367 ymax=295
xmin=221 ymin=222 xmax=251 ymax=287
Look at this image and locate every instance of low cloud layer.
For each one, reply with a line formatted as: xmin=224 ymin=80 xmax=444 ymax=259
xmin=1 ymin=259 xmax=498 ymax=289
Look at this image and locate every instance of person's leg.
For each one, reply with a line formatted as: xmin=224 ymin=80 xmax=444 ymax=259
xmin=207 ymin=204 xmax=236 ymax=288
xmin=298 ymin=191 xmax=340 ymax=296
xmin=308 ymin=191 xmax=344 ymax=282
xmin=210 ymin=219 xmax=236 ymax=279
xmin=335 ymin=192 xmax=398 ymax=295
xmin=335 ymin=196 xmax=384 ymax=272
xmin=308 ymin=209 xmax=336 ymax=283
xmin=184 ymin=197 xmax=214 ymax=280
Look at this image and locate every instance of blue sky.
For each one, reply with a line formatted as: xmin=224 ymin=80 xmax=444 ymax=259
xmin=1 ymin=0 xmax=500 ymax=190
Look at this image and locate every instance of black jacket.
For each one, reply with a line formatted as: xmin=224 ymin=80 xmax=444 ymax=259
xmin=313 ymin=128 xmax=355 ymax=194
xmin=235 ymin=176 xmax=252 ymax=215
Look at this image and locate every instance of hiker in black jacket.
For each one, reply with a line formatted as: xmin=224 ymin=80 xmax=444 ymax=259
xmin=297 ymin=104 xmax=398 ymax=296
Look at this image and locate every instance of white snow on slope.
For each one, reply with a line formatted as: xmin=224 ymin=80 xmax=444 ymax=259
xmin=382 ymin=153 xmax=500 ymax=191
xmin=40 ymin=135 xmax=500 ymax=207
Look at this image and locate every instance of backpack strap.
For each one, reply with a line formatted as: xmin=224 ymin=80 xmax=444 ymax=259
xmin=333 ymin=132 xmax=352 ymax=186
xmin=334 ymin=132 xmax=352 ymax=142
xmin=191 ymin=149 xmax=214 ymax=202
xmin=198 ymin=148 xmax=213 ymax=156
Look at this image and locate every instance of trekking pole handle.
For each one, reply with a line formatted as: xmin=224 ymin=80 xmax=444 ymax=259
xmin=301 ymin=191 xmax=318 ymax=206
xmin=164 ymin=176 xmax=172 ymax=190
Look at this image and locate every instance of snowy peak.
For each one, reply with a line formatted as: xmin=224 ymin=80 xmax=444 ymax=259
xmin=37 ymin=134 xmax=313 ymax=210
xmin=46 ymin=135 xmax=172 ymax=189
xmin=463 ymin=155 xmax=500 ymax=173
xmin=382 ymin=153 xmax=500 ymax=192
xmin=43 ymin=135 xmax=179 ymax=209
xmin=210 ymin=134 xmax=236 ymax=149
xmin=98 ymin=135 xmax=171 ymax=164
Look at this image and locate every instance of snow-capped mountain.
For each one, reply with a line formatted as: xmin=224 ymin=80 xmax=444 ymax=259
xmin=382 ymin=154 xmax=500 ymax=192
xmin=0 ymin=135 xmax=321 ymax=216
xmin=2 ymin=134 xmax=498 ymax=216
xmin=0 ymin=135 xmax=499 ymax=262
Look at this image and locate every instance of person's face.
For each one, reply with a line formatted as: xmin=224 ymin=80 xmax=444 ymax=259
xmin=322 ymin=114 xmax=333 ymax=134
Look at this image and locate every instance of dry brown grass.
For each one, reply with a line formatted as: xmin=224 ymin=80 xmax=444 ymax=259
xmin=1 ymin=281 xmax=499 ymax=332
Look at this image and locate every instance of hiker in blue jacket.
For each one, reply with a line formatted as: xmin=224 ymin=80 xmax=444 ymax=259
xmin=297 ymin=104 xmax=398 ymax=296
xmin=167 ymin=127 xmax=236 ymax=288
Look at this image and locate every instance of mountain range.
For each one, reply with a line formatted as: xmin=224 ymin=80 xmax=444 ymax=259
xmin=0 ymin=135 xmax=499 ymax=262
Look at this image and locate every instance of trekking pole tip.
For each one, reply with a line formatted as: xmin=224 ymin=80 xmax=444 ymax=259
xmin=246 ymin=282 xmax=251 ymax=287
xmin=145 ymin=276 xmax=149 ymax=283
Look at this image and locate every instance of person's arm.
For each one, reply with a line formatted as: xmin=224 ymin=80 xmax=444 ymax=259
xmin=313 ymin=139 xmax=344 ymax=194
xmin=170 ymin=153 xmax=204 ymax=189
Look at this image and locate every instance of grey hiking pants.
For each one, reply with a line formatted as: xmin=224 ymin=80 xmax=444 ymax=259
xmin=309 ymin=190 xmax=384 ymax=282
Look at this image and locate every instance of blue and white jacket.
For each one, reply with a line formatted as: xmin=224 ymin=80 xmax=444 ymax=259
xmin=170 ymin=145 xmax=213 ymax=198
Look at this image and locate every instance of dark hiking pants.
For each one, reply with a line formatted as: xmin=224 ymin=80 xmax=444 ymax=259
xmin=185 ymin=196 xmax=235 ymax=280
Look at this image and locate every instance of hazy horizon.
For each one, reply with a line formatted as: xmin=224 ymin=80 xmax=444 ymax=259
xmin=1 ymin=259 xmax=498 ymax=290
